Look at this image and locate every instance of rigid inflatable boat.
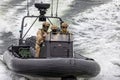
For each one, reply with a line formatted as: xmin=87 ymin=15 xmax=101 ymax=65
xmin=3 ymin=3 xmax=100 ymax=80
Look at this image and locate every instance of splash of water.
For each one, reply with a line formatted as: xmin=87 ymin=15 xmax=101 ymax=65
xmin=70 ymin=0 xmax=120 ymax=80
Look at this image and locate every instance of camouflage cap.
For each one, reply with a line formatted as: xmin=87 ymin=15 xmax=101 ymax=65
xmin=42 ymin=22 xmax=50 ymax=27
xmin=61 ymin=22 xmax=68 ymax=27
xmin=51 ymin=25 xmax=58 ymax=30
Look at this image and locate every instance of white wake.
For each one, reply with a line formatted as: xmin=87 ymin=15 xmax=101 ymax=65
xmin=70 ymin=0 xmax=120 ymax=80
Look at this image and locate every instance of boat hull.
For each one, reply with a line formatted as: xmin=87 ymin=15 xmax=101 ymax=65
xmin=3 ymin=51 xmax=100 ymax=78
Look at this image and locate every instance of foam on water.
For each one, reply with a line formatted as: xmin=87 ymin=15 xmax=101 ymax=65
xmin=70 ymin=0 xmax=120 ymax=80
xmin=0 ymin=55 xmax=11 ymax=80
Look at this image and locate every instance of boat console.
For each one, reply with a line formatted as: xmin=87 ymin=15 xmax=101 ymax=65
xmin=40 ymin=33 xmax=73 ymax=58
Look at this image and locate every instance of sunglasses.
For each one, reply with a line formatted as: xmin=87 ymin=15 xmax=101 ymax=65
xmin=62 ymin=27 xmax=67 ymax=28
xmin=45 ymin=26 xmax=49 ymax=27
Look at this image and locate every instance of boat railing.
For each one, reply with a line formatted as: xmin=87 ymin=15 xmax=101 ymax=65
xmin=19 ymin=15 xmax=63 ymax=45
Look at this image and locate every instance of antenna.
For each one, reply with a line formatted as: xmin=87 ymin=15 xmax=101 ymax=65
xmin=51 ymin=0 xmax=53 ymax=17
xmin=56 ymin=0 xmax=59 ymax=17
xmin=27 ymin=0 xmax=29 ymax=16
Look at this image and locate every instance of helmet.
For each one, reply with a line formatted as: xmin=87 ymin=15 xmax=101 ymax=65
xmin=42 ymin=22 xmax=50 ymax=32
xmin=61 ymin=22 xmax=69 ymax=33
xmin=61 ymin=22 xmax=68 ymax=28
xmin=51 ymin=25 xmax=58 ymax=33
xmin=42 ymin=22 xmax=50 ymax=28
xmin=51 ymin=25 xmax=58 ymax=30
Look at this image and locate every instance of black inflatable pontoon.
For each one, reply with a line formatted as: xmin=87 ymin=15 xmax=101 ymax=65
xmin=3 ymin=51 xmax=100 ymax=77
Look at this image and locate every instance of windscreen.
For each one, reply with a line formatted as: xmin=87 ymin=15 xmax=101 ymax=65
xmin=22 ymin=17 xmax=61 ymax=40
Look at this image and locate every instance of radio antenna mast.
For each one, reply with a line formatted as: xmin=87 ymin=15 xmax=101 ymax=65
xmin=56 ymin=0 xmax=59 ymax=17
xmin=51 ymin=0 xmax=53 ymax=17
xmin=27 ymin=0 xmax=29 ymax=16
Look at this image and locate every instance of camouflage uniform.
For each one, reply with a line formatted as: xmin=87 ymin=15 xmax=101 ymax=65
xmin=35 ymin=22 xmax=50 ymax=57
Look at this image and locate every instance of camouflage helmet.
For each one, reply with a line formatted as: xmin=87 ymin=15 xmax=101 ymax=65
xmin=51 ymin=25 xmax=58 ymax=30
xmin=42 ymin=22 xmax=50 ymax=28
xmin=61 ymin=22 xmax=68 ymax=28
